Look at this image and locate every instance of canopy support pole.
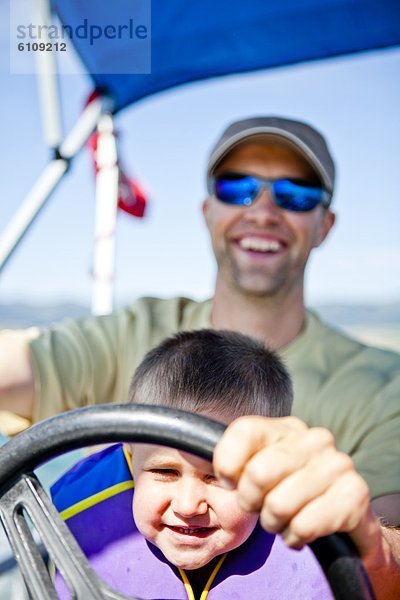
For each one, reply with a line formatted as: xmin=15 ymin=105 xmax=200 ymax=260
xmin=0 ymin=97 xmax=108 ymax=274
xmin=91 ymin=114 xmax=120 ymax=316
xmin=34 ymin=0 xmax=63 ymax=153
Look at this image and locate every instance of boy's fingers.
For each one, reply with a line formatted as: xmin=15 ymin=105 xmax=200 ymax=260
xmin=213 ymin=416 xmax=307 ymax=487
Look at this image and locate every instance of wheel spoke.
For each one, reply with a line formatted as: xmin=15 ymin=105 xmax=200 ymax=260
xmin=0 ymin=473 xmax=132 ymax=599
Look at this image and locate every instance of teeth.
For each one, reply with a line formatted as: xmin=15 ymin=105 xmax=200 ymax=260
xmin=239 ymin=238 xmax=281 ymax=252
xmin=173 ymin=527 xmax=208 ymax=535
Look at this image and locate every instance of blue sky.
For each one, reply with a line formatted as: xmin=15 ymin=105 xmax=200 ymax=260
xmin=1 ymin=4 xmax=399 ymax=308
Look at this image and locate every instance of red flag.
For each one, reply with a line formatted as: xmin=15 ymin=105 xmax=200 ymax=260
xmin=86 ymin=92 xmax=148 ymax=218
xmin=117 ymin=169 xmax=147 ymax=218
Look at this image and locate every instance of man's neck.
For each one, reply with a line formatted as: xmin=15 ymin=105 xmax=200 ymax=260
xmin=210 ymin=281 xmax=306 ymax=351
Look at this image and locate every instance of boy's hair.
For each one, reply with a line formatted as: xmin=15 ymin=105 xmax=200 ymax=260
xmin=128 ymin=329 xmax=292 ymax=419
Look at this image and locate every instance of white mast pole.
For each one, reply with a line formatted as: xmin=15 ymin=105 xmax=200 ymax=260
xmin=34 ymin=0 xmax=63 ymax=152
xmin=91 ymin=113 xmax=120 ymax=316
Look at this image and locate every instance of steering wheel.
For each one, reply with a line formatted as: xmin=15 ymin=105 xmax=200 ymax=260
xmin=0 ymin=405 xmax=375 ymax=600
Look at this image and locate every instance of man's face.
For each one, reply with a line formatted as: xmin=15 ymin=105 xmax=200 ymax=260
xmin=203 ymin=141 xmax=335 ymax=298
xmin=131 ymin=444 xmax=258 ymax=570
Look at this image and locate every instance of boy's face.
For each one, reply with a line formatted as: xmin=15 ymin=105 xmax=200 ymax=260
xmin=131 ymin=443 xmax=258 ymax=570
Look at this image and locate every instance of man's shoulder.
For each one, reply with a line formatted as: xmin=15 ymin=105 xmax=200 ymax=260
xmin=126 ymin=295 xmax=210 ymax=323
xmin=293 ymin=310 xmax=400 ymax=373
xmin=32 ymin=296 xmax=211 ymax=343
xmin=286 ymin=309 xmax=400 ymax=413
xmin=83 ymin=296 xmax=211 ymax=331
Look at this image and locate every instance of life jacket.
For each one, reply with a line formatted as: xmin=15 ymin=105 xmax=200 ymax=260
xmin=51 ymin=444 xmax=332 ymax=599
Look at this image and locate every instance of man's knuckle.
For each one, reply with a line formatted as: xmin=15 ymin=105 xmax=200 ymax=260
xmin=243 ymin=469 xmax=260 ymax=490
xmin=244 ymin=463 xmax=265 ymax=488
xmin=307 ymin=427 xmax=335 ymax=449
xmin=230 ymin=416 xmax=256 ymax=437
xmin=264 ymin=494 xmax=289 ymax=520
xmin=260 ymin=507 xmax=281 ymax=533
xmin=334 ymin=451 xmax=354 ymax=472
xmin=349 ymin=472 xmax=370 ymax=502
xmin=284 ymin=416 xmax=308 ymax=432
xmin=290 ymin=518 xmax=314 ymax=542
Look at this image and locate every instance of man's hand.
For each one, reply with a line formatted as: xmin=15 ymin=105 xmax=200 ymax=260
xmin=0 ymin=329 xmax=37 ymax=420
xmin=213 ymin=416 xmax=400 ymax=599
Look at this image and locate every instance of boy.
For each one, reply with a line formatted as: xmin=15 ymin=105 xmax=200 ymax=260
xmin=51 ymin=330 xmax=335 ymax=598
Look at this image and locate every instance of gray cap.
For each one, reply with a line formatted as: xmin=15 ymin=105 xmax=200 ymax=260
xmin=207 ymin=116 xmax=336 ymax=194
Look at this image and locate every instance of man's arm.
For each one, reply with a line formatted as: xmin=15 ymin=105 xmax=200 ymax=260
xmin=358 ymin=524 xmax=400 ymax=600
xmin=372 ymin=494 xmax=400 ymax=526
xmin=0 ymin=329 xmax=37 ymax=420
xmin=213 ymin=416 xmax=400 ymax=600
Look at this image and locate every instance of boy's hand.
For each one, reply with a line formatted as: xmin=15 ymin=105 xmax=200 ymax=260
xmin=213 ymin=416 xmax=378 ymax=551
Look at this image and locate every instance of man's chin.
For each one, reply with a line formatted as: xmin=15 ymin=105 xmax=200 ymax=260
xmin=224 ymin=263 xmax=285 ymax=297
xmin=233 ymin=278 xmax=284 ymax=298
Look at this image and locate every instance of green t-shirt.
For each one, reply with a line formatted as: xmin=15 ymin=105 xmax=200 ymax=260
xmin=30 ymin=296 xmax=400 ymax=499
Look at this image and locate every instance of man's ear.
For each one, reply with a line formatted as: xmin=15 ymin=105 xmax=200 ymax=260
xmin=315 ymin=209 xmax=336 ymax=248
xmin=202 ymin=197 xmax=211 ymax=229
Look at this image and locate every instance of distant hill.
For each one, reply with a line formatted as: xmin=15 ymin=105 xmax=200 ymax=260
xmin=314 ymin=301 xmax=400 ymax=327
xmin=1 ymin=299 xmax=400 ymax=350
xmin=315 ymin=302 xmax=400 ymax=352
xmin=0 ymin=302 xmax=89 ymax=328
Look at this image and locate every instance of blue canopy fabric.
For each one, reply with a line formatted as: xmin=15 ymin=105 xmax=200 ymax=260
xmin=52 ymin=0 xmax=400 ymax=113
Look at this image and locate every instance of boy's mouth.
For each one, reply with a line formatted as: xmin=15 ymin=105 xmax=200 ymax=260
xmin=167 ymin=525 xmax=216 ymax=538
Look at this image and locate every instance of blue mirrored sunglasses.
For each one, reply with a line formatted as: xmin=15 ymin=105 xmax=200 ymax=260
xmin=209 ymin=172 xmax=332 ymax=212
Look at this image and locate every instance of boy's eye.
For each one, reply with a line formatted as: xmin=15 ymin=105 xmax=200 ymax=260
xmin=148 ymin=468 xmax=179 ymax=480
xmin=204 ymin=474 xmax=218 ymax=484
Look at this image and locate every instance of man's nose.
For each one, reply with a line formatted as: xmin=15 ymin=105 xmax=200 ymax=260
xmin=244 ymin=188 xmax=282 ymax=224
xmin=171 ymin=479 xmax=208 ymax=517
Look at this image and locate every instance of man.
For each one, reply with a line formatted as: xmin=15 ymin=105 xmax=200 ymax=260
xmin=1 ymin=116 xmax=399 ymax=521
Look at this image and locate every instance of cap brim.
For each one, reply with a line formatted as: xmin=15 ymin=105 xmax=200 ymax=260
xmin=207 ymin=127 xmax=332 ymax=193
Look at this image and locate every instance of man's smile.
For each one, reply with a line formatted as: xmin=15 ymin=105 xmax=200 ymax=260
xmin=237 ymin=236 xmax=285 ymax=254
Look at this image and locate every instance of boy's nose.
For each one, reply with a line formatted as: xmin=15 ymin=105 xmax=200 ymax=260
xmin=171 ymin=479 xmax=208 ymax=517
